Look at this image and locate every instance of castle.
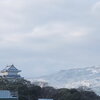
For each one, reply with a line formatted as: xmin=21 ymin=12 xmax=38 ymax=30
xmin=0 ymin=64 xmax=22 ymax=79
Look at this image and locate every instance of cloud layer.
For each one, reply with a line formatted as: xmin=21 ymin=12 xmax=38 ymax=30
xmin=0 ymin=0 xmax=100 ymax=77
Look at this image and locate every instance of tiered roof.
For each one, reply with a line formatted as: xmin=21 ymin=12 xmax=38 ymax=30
xmin=1 ymin=65 xmax=21 ymax=73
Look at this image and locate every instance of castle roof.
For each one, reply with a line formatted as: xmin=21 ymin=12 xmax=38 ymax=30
xmin=1 ymin=65 xmax=21 ymax=72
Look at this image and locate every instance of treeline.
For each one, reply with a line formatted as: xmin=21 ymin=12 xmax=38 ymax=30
xmin=0 ymin=77 xmax=99 ymax=100
xmin=19 ymin=86 xmax=100 ymax=100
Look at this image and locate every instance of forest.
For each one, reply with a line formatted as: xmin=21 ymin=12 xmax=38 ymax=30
xmin=0 ymin=77 xmax=99 ymax=100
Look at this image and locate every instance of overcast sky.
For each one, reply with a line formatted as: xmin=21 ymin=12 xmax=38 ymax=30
xmin=0 ymin=0 xmax=100 ymax=77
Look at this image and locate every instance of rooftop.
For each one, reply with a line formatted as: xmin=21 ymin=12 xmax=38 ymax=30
xmin=0 ymin=90 xmax=17 ymax=98
xmin=38 ymin=99 xmax=53 ymax=100
xmin=1 ymin=65 xmax=21 ymax=72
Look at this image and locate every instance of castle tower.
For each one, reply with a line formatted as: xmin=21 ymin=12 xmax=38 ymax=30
xmin=0 ymin=65 xmax=22 ymax=79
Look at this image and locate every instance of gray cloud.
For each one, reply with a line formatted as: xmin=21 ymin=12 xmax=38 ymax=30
xmin=0 ymin=0 xmax=100 ymax=77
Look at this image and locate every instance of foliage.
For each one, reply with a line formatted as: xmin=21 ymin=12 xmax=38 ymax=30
xmin=0 ymin=77 xmax=99 ymax=100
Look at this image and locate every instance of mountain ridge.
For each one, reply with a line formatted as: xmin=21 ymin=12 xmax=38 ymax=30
xmin=29 ymin=66 xmax=100 ymax=95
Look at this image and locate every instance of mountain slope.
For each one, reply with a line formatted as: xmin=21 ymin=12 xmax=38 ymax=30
xmin=31 ymin=66 xmax=100 ymax=95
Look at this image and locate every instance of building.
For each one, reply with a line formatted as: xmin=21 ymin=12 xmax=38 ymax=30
xmin=38 ymin=99 xmax=53 ymax=100
xmin=0 ymin=90 xmax=18 ymax=100
xmin=0 ymin=65 xmax=22 ymax=79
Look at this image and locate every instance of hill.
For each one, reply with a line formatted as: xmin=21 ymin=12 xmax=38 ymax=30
xmin=32 ymin=66 xmax=100 ymax=95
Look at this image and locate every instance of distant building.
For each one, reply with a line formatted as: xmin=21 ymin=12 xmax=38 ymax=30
xmin=38 ymin=99 xmax=53 ymax=100
xmin=0 ymin=65 xmax=22 ymax=79
xmin=0 ymin=90 xmax=18 ymax=100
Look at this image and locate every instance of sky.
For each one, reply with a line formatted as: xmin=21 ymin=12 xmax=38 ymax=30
xmin=0 ymin=0 xmax=100 ymax=78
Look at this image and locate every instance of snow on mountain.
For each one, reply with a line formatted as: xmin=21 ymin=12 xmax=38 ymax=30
xmin=29 ymin=66 xmax=100 ymax=95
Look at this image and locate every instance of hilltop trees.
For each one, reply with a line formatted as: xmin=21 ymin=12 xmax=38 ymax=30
xmin=53 ymin=88 xmax=100 ymax=100
xmin=0 ymin=77 xmax=99 ymax=100
xmin=0 ymin=77 xmax=31 ymax=91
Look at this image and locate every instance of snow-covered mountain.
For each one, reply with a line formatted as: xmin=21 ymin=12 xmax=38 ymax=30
xmin=29 ymin=66 xmax=100 ymax=95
